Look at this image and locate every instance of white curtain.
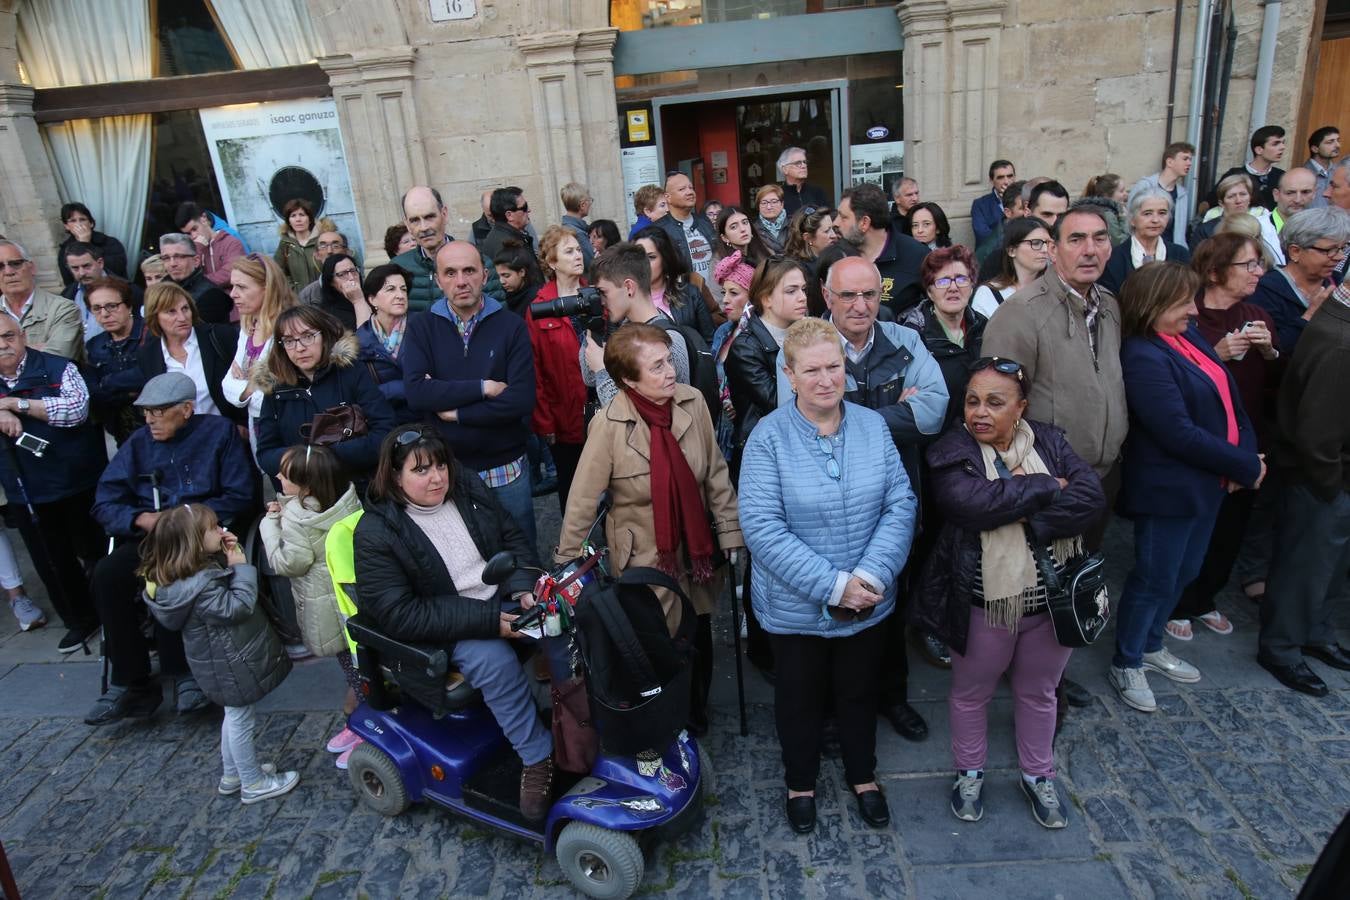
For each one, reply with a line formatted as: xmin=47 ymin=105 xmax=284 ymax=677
xmin=16 ymin=0 xmax=151 ymax=87
xmin=210 ymin=0 xmax=327 ymax=69
xmin=43 ymin=117 xmax=153 ymax=265
xmin=18 ymin=0 xmax=152 ymax=258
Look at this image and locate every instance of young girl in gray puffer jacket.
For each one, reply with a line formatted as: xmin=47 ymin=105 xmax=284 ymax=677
xmin=142 ymin=504 xmax=298 ymax=805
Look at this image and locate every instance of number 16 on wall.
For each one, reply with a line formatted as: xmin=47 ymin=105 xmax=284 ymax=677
xmin=430 ymin=0 xmax=477 ymax=21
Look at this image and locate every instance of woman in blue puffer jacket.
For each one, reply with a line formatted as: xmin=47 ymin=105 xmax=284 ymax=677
xmin=738 ymin=317 xmax=917 ymax=837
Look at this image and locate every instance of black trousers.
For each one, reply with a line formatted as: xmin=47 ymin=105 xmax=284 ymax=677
xmin=1174 ymin=489 xmax=1257 ymax=619
xmin=93 ymin=540 xmax=188 ymax=687
xmin=688 ymin=612 xmax=714 ymax=732
xmin=12 ymin=486 xmax=102 ymax=630
xmin=771 ymin=623 xmax=886 ymax=792
xmin=550 ymin=441 xmax=584 ymax=516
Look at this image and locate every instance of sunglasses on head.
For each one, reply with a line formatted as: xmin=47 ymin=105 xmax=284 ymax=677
xmin=969 ymin=357 xmax=1024 ymax=378
xmin=395 ymin=427 xmax=431 ymax=447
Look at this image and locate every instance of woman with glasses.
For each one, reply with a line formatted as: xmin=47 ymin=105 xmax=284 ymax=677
xmin=313 ymin=253 xmax=369 ymax=331
xmin=1250 ymin=207 xmax=1350 ymax=356
xmin=911 ymin=356 xmax=1104 ymax=829
xmin=557 ymin=324 xmax=743 ymax=734
xmin=901 ymin=246 xmax=988 ymax=428
xmin=971 ymin=219 xmax=1053 ymax=319
xmin=137 ymin=283 xmax=244 ymax=425
xmin=1161 ymin=235 xmax=1278 ymax=640
xmin=1099 ymin=188 xmax=1192 ymax=295
xmin=1111 ymin=262 xmax=1264 ymax=715
xmin=353 ymin=427 xmax=556 ymax=820
xmin=255 ymin=306 xmax=395 ymax=482
xmin=909 ymin=202 xmax=953 ymax=250
xmin=782 ymin=207 xmax=838 ymax=264
xmin=222 ymin=255 xmax=296 ymax=448
xmin=739 ymin=317 xmax=917 ymax=834
xmin=356 ymin=264 xmax=417 ymax=424
xmin=754 ymin=185 xmax=790 ymax=254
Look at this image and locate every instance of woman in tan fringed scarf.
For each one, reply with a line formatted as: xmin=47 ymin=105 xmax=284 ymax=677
xmin=911 ymin=358 xmax=1105 ymax=830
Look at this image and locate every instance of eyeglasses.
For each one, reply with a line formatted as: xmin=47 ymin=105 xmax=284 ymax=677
xmin=1304 ymin=243 xmax=1350 ymax=258
xmin=969 ymin=357 xmax=1024 ymax=379
xmin=334 ymin=268 xmax=360 ymax=279
xmin=279 ymin=330 xmax=321 ymax=350
xmin=89 ymin=302 xmax=126 ymax=314
xmin=800 ymin=206 xmax=819 ymax=218
xmin=142 ymin=405 xmax=179 ymax=419
xmin=1 ymin=259 xmax=31 ymax=270
xmin=513 ymin=203 xmax=530 ymax=214
xmin=1017 ymin=238 xmax=1051 ymax=251
xmin=395 ymin=427 xmax=432 ymax=448
xmin=833 ymin=288 xmax=880 ymax=304
xmin=932 ymin=275 xmax=972 ymax=289
xmin=816 ymin=435 xmax=841 ymax=481
xmin=786 ymin=159 xmax=808 ymax=167
xmin=318 ymin=241 xmax=346 ymax=250
xmin=760 ymin=197 xmax=783 ymax=206
xmin=1226 ymin=259 xmax=1265 ymax=273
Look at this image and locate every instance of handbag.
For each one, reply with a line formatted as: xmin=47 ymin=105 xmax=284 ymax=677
xmin=299 ymin=402 xmax=367 ymax=446
xmin=551 ymin=675 xmax=599 ymax=774
xmin=1022 ymin=523 xmax=1110 ymax=648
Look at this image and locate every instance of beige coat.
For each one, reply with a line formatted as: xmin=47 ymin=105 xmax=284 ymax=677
xmin=7 ymin=288 xmax=85 ymax=364
xmin=259 ymin=484 xmax=363 ymax=657
xmin=981 ymin=270 xmax=1128 ymax=477
xmin=556 ymin=384 xmax=744 ymax=630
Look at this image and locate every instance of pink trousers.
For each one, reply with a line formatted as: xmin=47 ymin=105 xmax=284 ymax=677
xmin=948 ymin=607 xmax=1072 ymax=778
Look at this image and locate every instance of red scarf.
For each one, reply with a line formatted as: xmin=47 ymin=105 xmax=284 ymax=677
xmin=624 ymin=388 xmax=716 ymax=582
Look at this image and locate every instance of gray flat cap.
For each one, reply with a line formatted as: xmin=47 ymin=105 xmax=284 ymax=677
xmin=134 ymin=373 xmax=197 ymax=408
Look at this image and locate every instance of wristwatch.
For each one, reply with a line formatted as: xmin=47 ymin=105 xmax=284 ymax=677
xmin=14 ymin=398 xmax=29 ymax=414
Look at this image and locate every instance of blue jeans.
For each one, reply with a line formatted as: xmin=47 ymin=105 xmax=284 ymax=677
xmin=451 ymin=637 xmax=552 ymax=765
xmin=482 ymin=469 xmax=538 ymax=554
xmin=1113 ymin=511 xmax=1219 ymax=669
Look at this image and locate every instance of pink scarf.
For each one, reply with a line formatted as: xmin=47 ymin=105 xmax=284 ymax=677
xmin=1159 ymin=333 xmax=1238 ymax=445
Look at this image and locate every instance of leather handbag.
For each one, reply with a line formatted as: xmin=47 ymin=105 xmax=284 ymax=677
xmin=1023 ymin=524 xmax=1110 ymax=648
xmin=551 ymin=675 xmax=599 ymax=774
xmin=299 ymin=402 xmax=367 ymax=446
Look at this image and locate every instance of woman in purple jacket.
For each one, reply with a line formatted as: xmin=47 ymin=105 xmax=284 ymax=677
xmin=912 ymin=358 xmax=1104 ymax=831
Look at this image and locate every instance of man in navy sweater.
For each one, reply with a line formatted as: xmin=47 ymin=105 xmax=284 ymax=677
xmin=403 ymin=241 xmax=538 ymax=548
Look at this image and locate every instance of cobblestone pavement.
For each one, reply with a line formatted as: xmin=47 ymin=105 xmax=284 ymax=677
xmin=1 ymin=512 xmax=1347 ymax=899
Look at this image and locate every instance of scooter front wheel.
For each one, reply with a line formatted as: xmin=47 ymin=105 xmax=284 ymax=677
xmin=554 ymin=822 xmax=644 ymax=899
xmin=346 ymin=743 xmax=410 ymax=816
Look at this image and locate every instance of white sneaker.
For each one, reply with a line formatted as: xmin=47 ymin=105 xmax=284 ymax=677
xmin=1109 ymin=666 xmax=1156 ymax=712
xmin=240 ymin=770 xmax=300 ymax=805
xmin=218 ymin=763 xmax=276 ymax=796
xmin=9 ymin=595 xmax=46 ymax=631
xmin=1142 ymin=648 xmax=1201 ymax=684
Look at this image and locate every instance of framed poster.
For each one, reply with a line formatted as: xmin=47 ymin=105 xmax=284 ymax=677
xmin=199 ymin=98 xmax=362 ymax=258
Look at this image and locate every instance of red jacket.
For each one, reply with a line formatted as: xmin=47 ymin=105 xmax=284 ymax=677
xmin=527 ymin=281 xmax=589 ymax=444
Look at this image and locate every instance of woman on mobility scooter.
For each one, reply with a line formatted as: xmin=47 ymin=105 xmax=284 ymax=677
xmin=352 ymin=427 xmax=556 ymax=819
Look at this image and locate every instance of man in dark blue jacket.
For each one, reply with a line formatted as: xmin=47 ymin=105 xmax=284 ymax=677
xmin=971 ymin=159 xmax=1016 ymax=245
xmin=85 ymin=373 xmax=256 ymax=726
xmin=403 ymin=241 xmax=538 ymax=548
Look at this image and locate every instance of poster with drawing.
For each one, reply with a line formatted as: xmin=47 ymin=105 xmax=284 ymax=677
xmin=850 ymin=140 xmax=905 ymax=195
xmin=199 ymin=98 xmax=362 ymax=258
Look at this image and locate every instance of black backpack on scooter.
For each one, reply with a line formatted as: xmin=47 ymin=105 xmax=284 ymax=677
xmin=574 ymin=567 xmax=696 ymax=755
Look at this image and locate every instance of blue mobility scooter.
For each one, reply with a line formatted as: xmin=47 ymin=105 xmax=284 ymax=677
xmin=340 ymin=500 xmax=705 ymax=899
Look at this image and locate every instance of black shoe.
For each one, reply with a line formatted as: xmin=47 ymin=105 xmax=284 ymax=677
xmin=1303 ymin=644 xmax=1350 ymax=672
xmin=175 ymin=677 xmax=212 ymax=714
xmin=821 ymin=719 xmax=842 ymax=758
xmin=57 ymin=624 xmax=100 ymax=655
xmin=84 ymin=684 xmax=162 ymax=726
xmin=854 ymin=788 xmax=890 ymax=828
xmin=914 ymin=631 xmax=951 ymax=669
xmin=882 ymin=702 xmax=929 ymax=742
xmin=531 ymin=475 xmax=557 ymax=497
xmin=785 ymin=795 xmax=816 ymax=834
xmin=1060 ymin=677 xmax=1092 ymax=708
xmin=1258 ymin=656 xmax=1329 ymax=697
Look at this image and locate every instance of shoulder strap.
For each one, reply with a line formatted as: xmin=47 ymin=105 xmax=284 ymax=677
xmin=616 ymin=566 xmax=693 ymax=606
xmin=587 ymin=583 xmax=661 ymax=693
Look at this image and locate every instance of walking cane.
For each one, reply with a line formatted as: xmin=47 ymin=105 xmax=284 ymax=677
xmin=728 ymin=553 xmax=748 ymax=737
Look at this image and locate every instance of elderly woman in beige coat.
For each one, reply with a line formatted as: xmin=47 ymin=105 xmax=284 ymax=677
xmin=557 ymin=323 xmax=743 ymax=734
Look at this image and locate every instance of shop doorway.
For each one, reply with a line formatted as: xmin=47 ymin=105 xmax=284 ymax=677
xmin=653 ymin=81 xmax=847 ymax=214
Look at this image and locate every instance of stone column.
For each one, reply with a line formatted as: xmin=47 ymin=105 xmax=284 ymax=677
xmin=0 ymin=82 xmax=65 ymax=286
xmin=897 ymin=0 xmax=1008 ymax=245
xmin=518 ymin=27 xmax=622 ymax=229
xmin=317 ymin=48 xmax=428 ymax=265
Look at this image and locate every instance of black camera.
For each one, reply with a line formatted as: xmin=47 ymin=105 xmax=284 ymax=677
xmin=531 ymin=286 xmax=607 ymax=342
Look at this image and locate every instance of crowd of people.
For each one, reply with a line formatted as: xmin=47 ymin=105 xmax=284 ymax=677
xmin=0 ymin=120 xmax=1348 ymax=831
